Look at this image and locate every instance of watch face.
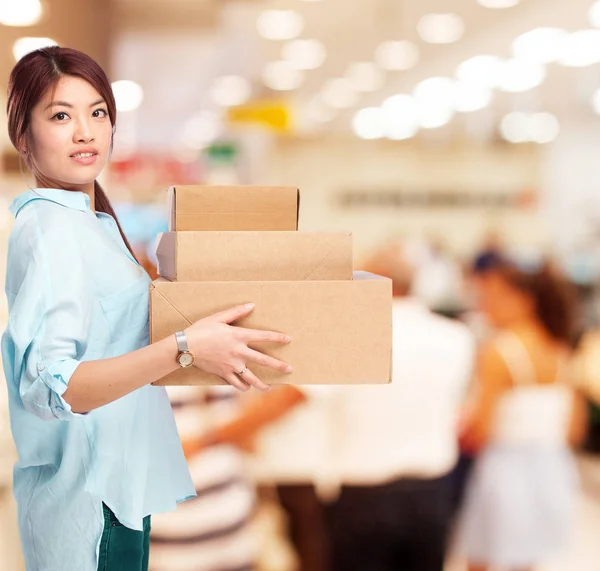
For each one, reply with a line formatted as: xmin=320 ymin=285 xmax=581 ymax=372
xmin=178 ymin=352 xmax=194 ymax=368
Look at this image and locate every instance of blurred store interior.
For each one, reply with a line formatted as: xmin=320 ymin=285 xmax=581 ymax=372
xmin=5 ymin=0 xmax=600 ymax=570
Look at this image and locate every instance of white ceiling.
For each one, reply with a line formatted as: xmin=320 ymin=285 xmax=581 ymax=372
xmin=111 ymin=0 xmax=600 ymax=151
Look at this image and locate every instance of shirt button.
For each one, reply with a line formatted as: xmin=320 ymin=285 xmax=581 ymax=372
xmin=37 ymin=363 xmax=45 ymax=372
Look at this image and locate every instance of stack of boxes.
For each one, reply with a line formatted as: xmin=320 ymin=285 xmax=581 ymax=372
xmin=150 ymin=185 xmax=392 ymax=387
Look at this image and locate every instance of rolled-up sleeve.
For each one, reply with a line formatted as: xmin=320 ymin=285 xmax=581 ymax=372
xmin=5 ymin=213 xmax=92 ymax=421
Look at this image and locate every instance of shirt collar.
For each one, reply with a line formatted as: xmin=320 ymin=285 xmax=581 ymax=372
xmin=9 ymin=188 xmax=91 ymax=218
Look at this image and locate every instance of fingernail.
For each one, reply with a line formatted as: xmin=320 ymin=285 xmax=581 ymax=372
xmin=285 ymin=365 xmax=293 ymax=373
xmin=284 ymin=335 xmax=292 ymax=343
xmin=245 ymin=303 xmax=255 ymax=309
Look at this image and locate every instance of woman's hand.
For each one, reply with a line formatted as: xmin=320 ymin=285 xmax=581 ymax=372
xmin=184 ymin=303 xmax=292 ymax=392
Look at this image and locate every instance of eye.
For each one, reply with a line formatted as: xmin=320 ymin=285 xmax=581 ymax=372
xmin=92 ymin=108 xmax=108 ymax=118
xmin=52 ymin=112 xmax=69 ymax=121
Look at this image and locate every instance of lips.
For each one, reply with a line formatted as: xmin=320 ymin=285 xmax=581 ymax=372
xmin=69 ymin=147 xmax=98 ymax=159
xmin=69 ymin=147 xmax=99 ymax=166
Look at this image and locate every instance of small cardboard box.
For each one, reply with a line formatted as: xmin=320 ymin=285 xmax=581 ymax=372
xmin=150 ymin=272 xmax=392 ymax=386
xmin=168 ymin=185 xmax=299 ymax=231
xmin=156 ymin=231 xmax=353 ymax=282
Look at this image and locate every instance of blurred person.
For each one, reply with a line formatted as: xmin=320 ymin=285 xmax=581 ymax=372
xmin=328 ymin=244 xmax=476 ymax=571
xmin=457 ymin=255 xmax=587 ymax=571
xmin=151 ymin=386 xmax=306 ymax=571
xmin=150 ymin=387 xmax=256 ymax=571
xmin=247 ymin=385 xmax=335 ymax=571
xmin=3 ymin=47 xmax=292 ymax=571
xmin=411 ymin=237 xmax=465 ymax=315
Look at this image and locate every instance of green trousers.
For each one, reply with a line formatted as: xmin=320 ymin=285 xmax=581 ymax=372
xmin=97 ymin=504 xmax=151 ymax=571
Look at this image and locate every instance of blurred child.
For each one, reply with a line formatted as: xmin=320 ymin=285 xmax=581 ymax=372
xmin=458 ymin=256 xmax=587 ymax=571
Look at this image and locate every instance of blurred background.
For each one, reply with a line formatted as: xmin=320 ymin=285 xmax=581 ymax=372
xmin=4 ymin=0 xmax=600 ymax=570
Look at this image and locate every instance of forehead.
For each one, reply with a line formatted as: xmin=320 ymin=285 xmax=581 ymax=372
xmin=40 ymin=75 xmax=103 ymax=105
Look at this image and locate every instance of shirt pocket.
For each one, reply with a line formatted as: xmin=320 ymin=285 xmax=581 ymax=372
xmin=99 ymin=275 xmax=151 ymax=356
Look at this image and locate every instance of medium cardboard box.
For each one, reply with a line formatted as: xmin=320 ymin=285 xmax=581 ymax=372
xmin=150 ymin=272 xmax=392 ymax=386
xmin=156 ymin=231 xmax=353 ymax=282
xmin=168 ymin=185 xmax=299 ymax=231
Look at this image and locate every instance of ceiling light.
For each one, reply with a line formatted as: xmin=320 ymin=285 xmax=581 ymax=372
xmin=305 ymin=96 xmax=337 ymax=123
xmin=499 ymin=111 xmax=559 ymax=144
xmin=417 ymin=13 xmax=465 ymax=45
xmin=181 ymin=111 xmax=222 ymax=150
xmin=497 ymin=59 xmax=546 ymax=92
xmin=412 ymin=77 xmax=456 ymax=128
xmin=529 ymin=112 xmax=559 ymax=144
xmin=589 ymin=1 xmax=600 ymax=28
xmin=456 ymin=55 xmax=504 ymax=88
xmin=381 ymin=95 xmax=420 ymax=140
xmin=414 ymin=77 xmax=455 ymax=108
xmin=262 ymin=61 xmax=305 ymax=91
xmin=257 ymin=10 xmax=304 ymax=41
xmin=512 ymin=28 xmax=568 ymax=64
xmin=500 ymin=112 xmax=530 ymax=143
xmin=12 ymin=37 xmax=58 ymax=62
xmin=417 ymin=106 xmax=455 ymax=129
xmin=321 ymin=78 xmax=359 ymax=109
xmin=477 ymin=0 xmax=520 ymax=7
xmin=352 ymin=107 xmax=385 ymax=140
xmin=375 ymin=41 xmax=420 ymax=71
xmin=346 ymin=62 xmax=385 ymax=92
xmin=111 ymin=80 xmax=144 ymax=112
xmin=454 ymin=81 xmax=493 ymax=113
xmin=0 ymin=0 xmax=42 ymax=26
xmin=210 ymin=75 xmax=251 ymax=107
xmin=281 ymin=39 xmax=327 ymax=70
xmin=593 ymin=89 xmax=600 ymax=115
xmin=558 ymin=30 xmax=600 ymax=67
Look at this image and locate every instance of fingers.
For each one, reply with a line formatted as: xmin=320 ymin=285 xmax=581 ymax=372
xmin=237 ymin=368 xmax=272 ymax=392
xmin=223 ymin=372 xmax=251 ymax=392
xmin=244 ymin=348 xmax=293 ymax=374
xmin=213 ymin=303 xmax=255 ymax=325
xmin=238 ymin=328 xmax=292 ymax=345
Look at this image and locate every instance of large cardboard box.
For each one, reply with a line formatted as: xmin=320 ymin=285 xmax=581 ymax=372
xmin=156 ymin=231 xmax=353 ymax=282
xmin=150 ymin=272 xmax=392 ymax=386
xmin=168 ymin=185 xmax=299 ymax=231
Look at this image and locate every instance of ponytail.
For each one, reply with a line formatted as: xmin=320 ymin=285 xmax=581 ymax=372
xmin=94 ymin=180 xmax=139 ymax=263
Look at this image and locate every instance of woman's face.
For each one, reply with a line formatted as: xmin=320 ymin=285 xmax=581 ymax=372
xmin=27 ymin=75 xmax=112 ymax=192
xmin=475 ymin=270 xmax=534 ymax=329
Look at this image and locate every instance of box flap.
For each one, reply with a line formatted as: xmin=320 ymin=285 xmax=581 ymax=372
xmin=155 ymin=232 xmax=178 ymax=281
xmin=169 ymin=185 xmax=299 ymax=231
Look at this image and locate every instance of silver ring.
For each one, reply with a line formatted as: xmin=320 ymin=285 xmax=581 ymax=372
xmin=237 ymin=366 xmax=248 ymax=376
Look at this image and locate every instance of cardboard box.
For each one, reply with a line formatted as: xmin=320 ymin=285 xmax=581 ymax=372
xmin=150 ymin=272 xmax=392 ymax=386
xmin=168 ymin=185 xmax=299 ymax=231
xmin=156 ymin=231 xmax=353 ymax=282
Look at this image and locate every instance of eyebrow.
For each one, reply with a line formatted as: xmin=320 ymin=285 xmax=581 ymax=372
xmin=44 ymin=98 xmax=106 ymax=111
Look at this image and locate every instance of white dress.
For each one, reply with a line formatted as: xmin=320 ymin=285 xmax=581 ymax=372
xmin=457 ymin=333 xmax=578 ymax=569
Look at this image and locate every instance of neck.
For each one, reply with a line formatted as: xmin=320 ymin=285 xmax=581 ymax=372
xmin=507 ymin=316 xmax=550 ymax=340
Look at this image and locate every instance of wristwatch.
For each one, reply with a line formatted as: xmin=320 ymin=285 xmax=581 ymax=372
xmin=175 ymin=330 xmax=194 ymax=368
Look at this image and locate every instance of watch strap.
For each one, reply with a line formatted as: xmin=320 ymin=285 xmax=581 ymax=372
xmin=175 ymin=330 xmax=189 ymax=353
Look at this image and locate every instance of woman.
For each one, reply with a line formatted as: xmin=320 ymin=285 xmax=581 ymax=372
xmin=458 ymin=255 xmax=587 ymax=571
xmin=3 ymin=46 xmax=293 ymax=571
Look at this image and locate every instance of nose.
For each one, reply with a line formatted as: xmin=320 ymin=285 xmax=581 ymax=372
xmin=73 ymin=117 xmax=94 ymax=144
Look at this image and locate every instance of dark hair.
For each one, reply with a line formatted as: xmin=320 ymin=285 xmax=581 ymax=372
xmin=477 ymin=255 xmax=577 ymax=344
xmin=6 ymin=46 xmax=137 ymax=260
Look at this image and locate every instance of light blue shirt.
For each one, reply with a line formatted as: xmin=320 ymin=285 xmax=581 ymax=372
xmin=2 ymin=189 xmax=195 ymax=571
